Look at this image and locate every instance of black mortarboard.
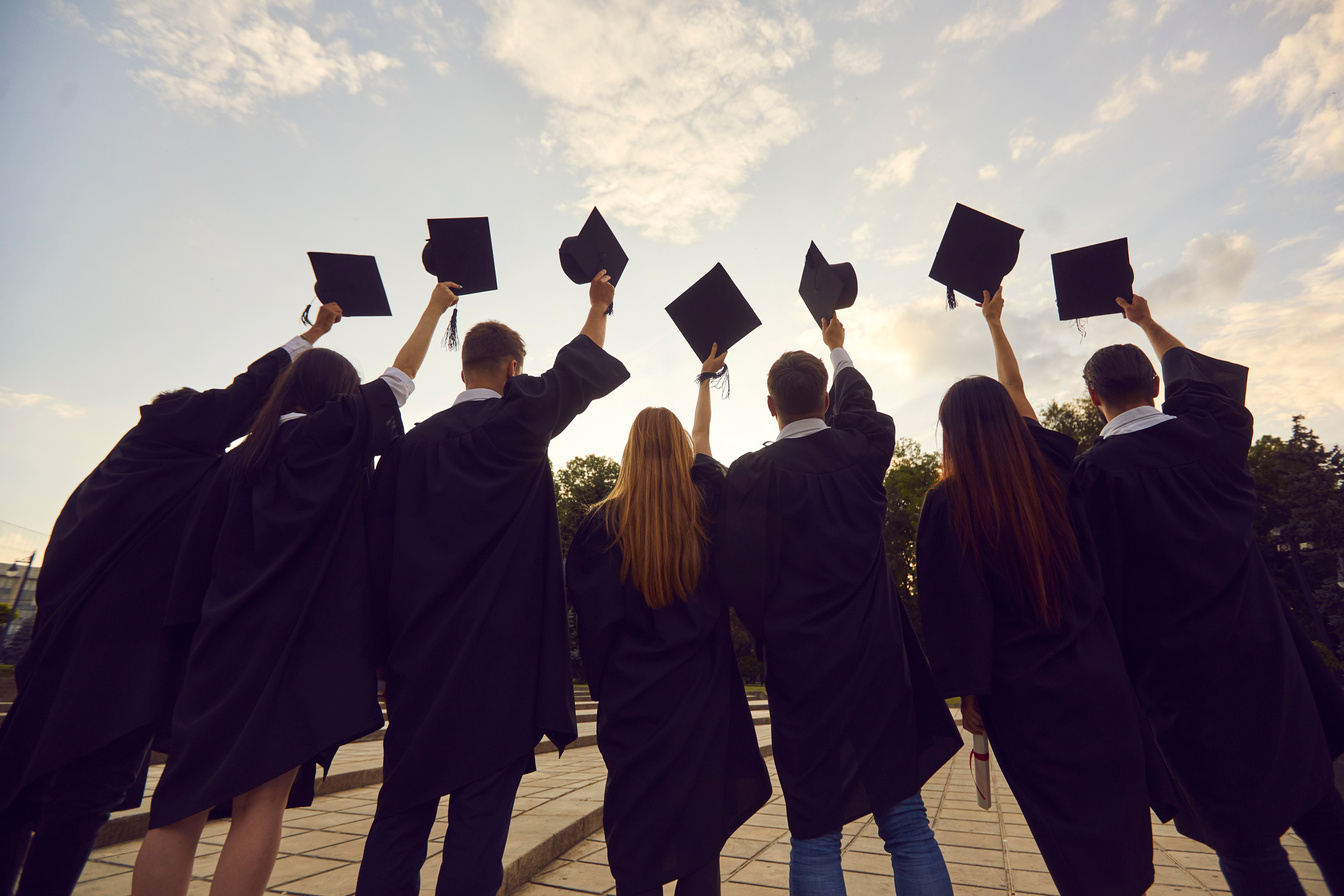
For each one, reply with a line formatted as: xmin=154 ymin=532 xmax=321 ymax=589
xmin=559 ymin=207 xmax=628 ymax=287
xmin=928 ymin=203 xmax=1024 ymax=309
xmin=1051 ymin=238 xmax=1134 ymax=321
xmin=305 ymin=252 xmax=391 ymax=324
xmin=423 ymin=217 xmax=497 ymax=349
xmin=665 ymin=263 xmax=762 ymax=361
xmin=798 ymin=242 xmax=857 ymax=328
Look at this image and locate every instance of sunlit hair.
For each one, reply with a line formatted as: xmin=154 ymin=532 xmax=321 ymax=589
xmin=231 ymin=348 xmax=360 ymax=482
xmin=151 ymin=387 xmax=197 ymax=405
xmin=1083 ymin=343 xmax=1155 ymax=406
xmin=591 ymin=407 xmax=706 ymax=610
xmin=767 ymin=351 xmax=828 ymax=419
xmin=936 ymin=376 xmax=1078 ymax=628
xmin=462 ymin=321 xmax=526 ymax=378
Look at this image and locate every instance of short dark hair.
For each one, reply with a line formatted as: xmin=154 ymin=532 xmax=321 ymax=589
xmin=151 ymin=387 xmax=197 ymax=405
xmin=1083 ymin=344 xmax=1156 ymax=405
xmin=767 ymin=351 xmax=828 ymax=418
xmin=462 ymin=321 xmax=526 ymax=377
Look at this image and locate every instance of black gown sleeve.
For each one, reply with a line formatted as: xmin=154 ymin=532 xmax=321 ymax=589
xmin=500 ymin=336 xmax=630 ymax=451
xmin=566 ymin=512 xmax=623 ymax=702
xmin=143 ymin=347 xmax=293 ymax=453
xmin=300 ymin=378 xmax=404 ymax=464
xmin=915 ymin=489 xmax=996 ymax=698
xmin=1160 ymin=347 xmax=1253 ymax=447
xmin=1024 ymin=418 xmax=1079 ymax=476
xmin=826 ymin=366 xmax=897 ymax=482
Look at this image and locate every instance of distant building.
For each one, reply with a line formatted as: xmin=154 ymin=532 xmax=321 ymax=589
xmin=1 ymin=559 xmax=40 ymax=662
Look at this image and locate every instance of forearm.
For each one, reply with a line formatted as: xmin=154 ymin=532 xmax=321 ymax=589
xmin=987 ymin=320 xmax=1035 ymax=420
xmin=691 ymin=381 xmax=712 ymax=457
xmin=392 ymin=302 xmax=445 ymax=379
xmin=579 ymin=305 xmax=607 ymax=349
xmin=1138 ymin=318 xmax=1184 ymax=360
xmin=299 ymin=324 xmax=328 ymax=346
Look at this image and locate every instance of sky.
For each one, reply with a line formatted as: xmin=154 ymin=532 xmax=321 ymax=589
xmin=2 ymin=0 xmax=1343 ymax=554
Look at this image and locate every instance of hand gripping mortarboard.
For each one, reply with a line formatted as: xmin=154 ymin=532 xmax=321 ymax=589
xmin=423 ymin=217 xmax=498 ymax=350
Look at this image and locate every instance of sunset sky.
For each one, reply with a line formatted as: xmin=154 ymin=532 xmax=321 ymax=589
xmin=2 ymin=0 xmax=1342 ymax=555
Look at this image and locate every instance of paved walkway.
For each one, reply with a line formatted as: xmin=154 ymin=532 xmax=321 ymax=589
xmin=74 ymin=724 xmax=1325 ymax=896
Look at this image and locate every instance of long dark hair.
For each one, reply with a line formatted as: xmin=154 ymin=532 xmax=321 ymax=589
xmin=231 ymin=348 xmax=360 ymax=482
xmin=936 ymin=376 xmax=1078 ymax=628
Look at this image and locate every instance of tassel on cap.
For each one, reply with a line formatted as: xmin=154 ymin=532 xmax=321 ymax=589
xmin=301 ymin=303 xmax=313 ymax=326
xmin=606 ymin=300 xmax=614 ymax=316
xmin=443 ymin=307 xmax=460 ymax=350
xmin=695 ymin=363 xmax=731 ymax=399
xmin=945 ymin=286 xmax=957 ymax=310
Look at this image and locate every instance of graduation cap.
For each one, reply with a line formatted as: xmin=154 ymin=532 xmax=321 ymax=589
xmin=798 ymin=242 xmax=857 ymax=328
xmin=928 ymin=203 xmax=1024 ymax=309
xmin=666 ymin=264 xmax=761 ymax=396
xmin=1051 ymin=238 xmax=1134 ymax=322
xmin=423 ymin=217 xmax=498 ymax=350
xmin=305 ymin=252 xmax=391 ymax=324
xmin=559 ymin=208 xmax=628 ymax=315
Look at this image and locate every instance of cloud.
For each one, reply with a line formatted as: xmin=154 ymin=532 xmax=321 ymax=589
xmin=939 ymin=0 xmax=1062 ymax=43
xmin=883 ymin=239 xmax=933 ymax=267
xmin=1203 ymin=240 xmax=1344 ymax=425
xmin=1165 ymin=49 xmax=1209 ymax=74
xmin=1009 ymin=133 xmax=1041 ymax=160
xmin=1154 ymin=0 xmax=1183 ymax=24
xmin=0 ymin=389 xmax=86 ymax=418
xmin=1231 ymin=0 xmax=1344 ymax=179
xmin=48 ymin=0 xmax=90 ymax=29
xmin=96 ymin=0 xmax=401 ymax=117
xmin=840 ymin=0 xmax=905 ymax=21
xmin=856 ymin=143 xmax=928 ymax=191
xmin=1046 ymin=55 xmax=1198 ymax=160
xmin=832 ymin=38 xmax=882 ymax=76
xmin=483 ymin=0 xmax=813 ymax=244
xmin=1108 ymin=0 xmax=1138 ymax=23
xmin=1144 ymin=231 xmax=1256 ymax=306
xmin=978 ymin=164 xmax=1000 ymax=180
xmin=373 ymin=0 xmax=458 ymax=76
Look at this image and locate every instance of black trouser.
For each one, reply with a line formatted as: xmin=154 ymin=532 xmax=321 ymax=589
xmin=355 ymin=753 xmax=533 ymax=896
xmin=1217 ymin=784 xmax=1344 ymax=896
xmin=0 ymin=726 xmax=153 ymax=896
xmin=619 ymin=858 xmax=721 ymax=896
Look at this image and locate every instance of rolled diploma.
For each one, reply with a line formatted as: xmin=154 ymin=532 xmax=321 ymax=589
xmin=971 ymin=732 xmax=991 ymax=809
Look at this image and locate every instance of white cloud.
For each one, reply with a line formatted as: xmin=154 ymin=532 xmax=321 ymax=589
xmin=0 ymin=389 xmax=86 ymax=418
xmin=849 ymin=223 xmax=874 ymax=259
xmin=1144 ymin=231 xmax=1256 ymax=306
xmin=1108 ymin=0 xmax=1138 ymax=23
xmin=1154 ymin=0 xmax=1183 ymax=24
xmin=1165 ymin=49 xmax=1209 ymax=74
xmin=841 ymin=0 xmax=905 ymax=22
xmin=883 ymin=239 xmax=933 ymax=267
xmin=856 ymin=143 xmax=928 ymax=191
xmin=1009 ymin=133 xmax=1041 ymax=160
xmin=48 ymin=0 xmax=89 ymax=29
xmin=97 ymin=0 xmax=401 ymax=117
xmin=832 ymin=38 xmax=883 ymax=76
xmin=483 ymin=0 xmax=813 ymax=244
xmin=1046 ymin=55 xmax=1198 ymax=160
xmin=978 ymin=164 xmax=1000 ymax=180
xmin=939 ymin=0 xmax=1062 ymax=43
xmin=1045 ymin=128 xmax=1101 ymax=159
xmin=373 ymin=0 xmax=458 ymax=75
xmin=1232 ymin=0 xmax=1344 ymax=179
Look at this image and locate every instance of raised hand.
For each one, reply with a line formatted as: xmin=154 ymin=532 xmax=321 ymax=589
xmin=979 ymin=287 xmax=1004 ymax=323
xmin=1116 ymin=293 xmax=1150 ymax=325
xmin=430 ymin=281 xmax=461 ymax=315
xmin=589 ymin=269 xmax=614 ymax=311
xmin=822 ymin=314 xmax=845 ymax=351
xmin=701 ymin=342 xmax=728 ymax=376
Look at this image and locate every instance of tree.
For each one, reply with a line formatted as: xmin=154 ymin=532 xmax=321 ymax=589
xmin=556 ymin=454 xmax=620 ymax=682
xmin=1039 ymin=396 xmax=1105 ymax=455
xmin=1248 ymin=417 xmax=1344 ymax=663
xmin=883 ymin=438 xmax=942 ymax=641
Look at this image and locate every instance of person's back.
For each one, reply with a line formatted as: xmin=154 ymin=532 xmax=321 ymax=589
xmin=718 ymin=318 xmax=960 ymax=895
xmin=1072 ymin=293 xmax=1344 ymax=894
xmin=360 ymin=273 xmax=628 ymax=896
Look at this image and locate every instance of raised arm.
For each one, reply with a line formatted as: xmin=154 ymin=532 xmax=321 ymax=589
xmin=1117 ymin=294 xmax=1184 ymax=361
xmin=299 ymin=303 xmax=341 ymax=348
xmin=579 ymin=270 xmax=614 ymax=349
xmin=392 ymin=281 xmax=459 ymax=379
xmin=693 ymin=343 xmax=728 ymax=458
xmin=980 ymin=288 xmax=1036 ymax=422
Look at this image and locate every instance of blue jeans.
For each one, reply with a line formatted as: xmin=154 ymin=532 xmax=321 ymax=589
xmin=788 ymin=793 xmax=953 ymax=896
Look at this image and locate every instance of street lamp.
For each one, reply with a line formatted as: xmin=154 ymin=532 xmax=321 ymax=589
xmin=1 ymin=551 xmax=36 ymax=648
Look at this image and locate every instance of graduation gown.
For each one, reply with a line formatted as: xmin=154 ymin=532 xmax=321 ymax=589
xmin=148 ymin=378 xmax=400 ymax=827
xmin=566 ymin=455 xmax=771 ymax=889
xmin=717 ymin=365 xmax=962 ymax=840
xmin=0 ymin=347 xmax=292 ymax=814
xmin=1073 ymin=346 xmax=1338 ymax=852
xmin=370 ymin=335 xmax=628 ymax=817
xmin=917 ymin=420 xmax=1158 ymax=896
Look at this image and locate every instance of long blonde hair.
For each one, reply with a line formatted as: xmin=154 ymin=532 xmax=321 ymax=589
xmin=592 ymin=407 xmax=706 ymax=609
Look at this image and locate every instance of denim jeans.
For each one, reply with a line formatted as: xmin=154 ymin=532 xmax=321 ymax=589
xmin=1217 ymin=784 xmax=1344 ymax=896
xmin=788 ymin=793 xmax=953 ymax=896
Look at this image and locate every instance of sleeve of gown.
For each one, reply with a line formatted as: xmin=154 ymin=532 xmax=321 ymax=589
xmin=1160 ymin=347 xmax=1253 ymax=448
xmin=367 ymin=442 xmax=401 ymax=665
xmin=1024 ymin=418 xmax=1079 ymax=476
xmin=301 ymin=378 xmax=405 ymax=464
xmin=565 ymin=514 xmax=623 ymax=702
xmin=825 ymin=366 xmax=897 ymax=482
xmin=500 ymin=335 xmax=631 ymax=450
xmin=154 ymin=347 xmax=293 ymax=453
xmin=716 ymin=455 xmax=779 ymax=643
xmin=915 ymin=490 xmax=995 ymax=698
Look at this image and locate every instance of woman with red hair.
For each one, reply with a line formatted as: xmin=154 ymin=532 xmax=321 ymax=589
xmin=916 ymin=288 xmax=1169 ymax=896
xmin=566 ymin=346 xmax=771 ymax=896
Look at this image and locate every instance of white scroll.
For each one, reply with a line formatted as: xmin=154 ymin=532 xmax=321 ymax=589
xmin=971 ymin=732 xmax=992 ymax=809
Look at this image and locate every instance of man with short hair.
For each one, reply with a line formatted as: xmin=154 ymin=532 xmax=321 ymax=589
xmin=1073 ymin=293 xmax=1344 ymax=895
xmin=357 ymin=272 xmax=629 ymax=896
xmin=718 ymin=316 xmax=961 ymax=895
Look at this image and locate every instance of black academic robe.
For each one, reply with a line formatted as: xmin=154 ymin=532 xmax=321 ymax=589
xmin=917 ymin=421 xmax=1158 ymax=896
xmin=0 ymin=347 xmax=292 ymax=815
xmin=370 ymin=335 xmax=628 ymax=817
xmin=148 ymin=378 xmax=400 ymax=827
xmin=566 ymin=455 xmax=772 ymax=890
xmin=1073 ymin=346 xmax=1338 ymax=852
xmin=717 ymin=365 xmax=962 ymax=840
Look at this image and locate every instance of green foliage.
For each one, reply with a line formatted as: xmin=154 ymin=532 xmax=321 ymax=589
xmin=0 ymin=604 xmax=10 ymax=629
xmin=1248 ymin=416 xmax=1344 ymax=659
xmin=728 ymin=608 xmax=764 ymax=683
xmin=1039 ymin=396 xmax=1106 ymax=455
xmin=555 ymin=454 xmax=621 ymax=558
xmin=883 ymin=438 xmax=942 ymax=641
